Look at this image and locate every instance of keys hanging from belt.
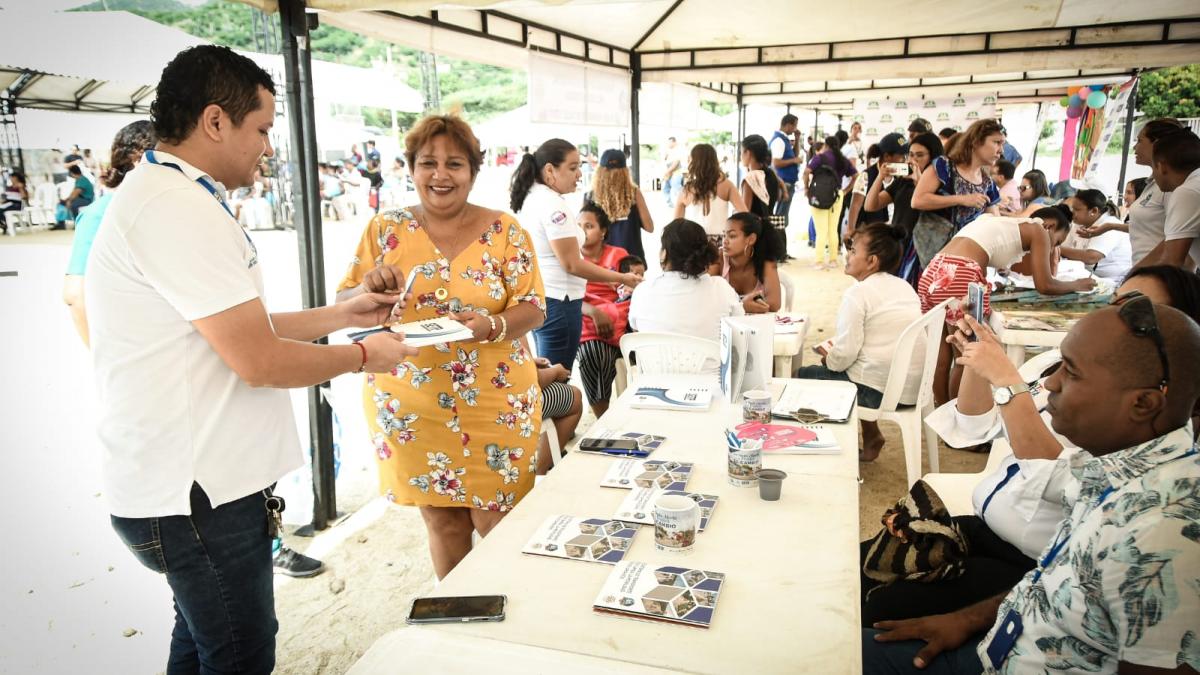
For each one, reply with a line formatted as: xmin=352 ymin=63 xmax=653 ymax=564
xmin=264 ymin=490 xmax=286 ymax=539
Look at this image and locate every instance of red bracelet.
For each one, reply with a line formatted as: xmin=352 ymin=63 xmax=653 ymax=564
xmin=354 ymin=341 xmax=367 ymax=373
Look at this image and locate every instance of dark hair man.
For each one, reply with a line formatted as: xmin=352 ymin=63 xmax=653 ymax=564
xmin=85 ymin=45 xmax=417 ymax=673
xmin=862 ymin=301 xmax=1200 ymax=674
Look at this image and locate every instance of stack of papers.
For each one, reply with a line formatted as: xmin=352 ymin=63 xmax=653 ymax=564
xmin=772 ymin=381 xmax=856 ymax=423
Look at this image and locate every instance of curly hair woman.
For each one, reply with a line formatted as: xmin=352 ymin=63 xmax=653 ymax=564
xmin=587 ymin=148 xmax=654 ymax=261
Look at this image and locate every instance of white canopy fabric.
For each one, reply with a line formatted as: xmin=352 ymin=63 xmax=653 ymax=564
xmin=234 ymin=0 xmax=1200 ymax=105
xmin=0 ymin=9 xmax=422 ymax=114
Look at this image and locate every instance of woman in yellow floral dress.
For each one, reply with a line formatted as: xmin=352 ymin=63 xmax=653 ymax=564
xmin=336 ymin=116 xmax=545 ymax=579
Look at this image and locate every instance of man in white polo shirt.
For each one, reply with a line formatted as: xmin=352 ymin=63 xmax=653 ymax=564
xmin=1142 ymin=130 xmax=1200 ymax=271
xmin=86 ymin=45 xmax=416 ymax=673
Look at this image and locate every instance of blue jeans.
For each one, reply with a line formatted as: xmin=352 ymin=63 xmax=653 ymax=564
xmin=534 ymin=297 xmax=583 ymax=369
xmin=664 ymin=174 xmax=683 ymax=206
xmin=794 ymin=364 xmax=883 ymax=408
xmin=775 ymin=181 xmax=796 ymax=228
xmin=862 ymin=629 xmax=984 ymax=675
xmin=110 ymin=484 xmax=277 ymax=674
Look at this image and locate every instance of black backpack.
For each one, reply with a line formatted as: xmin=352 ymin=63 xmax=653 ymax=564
xmin=808 ymin=164 xmax=840 ymax=210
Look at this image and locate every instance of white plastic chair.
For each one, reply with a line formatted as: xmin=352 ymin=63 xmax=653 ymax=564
xmin=921 ymin=348 xmax=1062 ymax=514
xmin=779 ymin=274 xmax=797 ymax=312
xmin=618 ymin=332 xmax=720 ymax=388
xmin=857 ymin=298 xmax=952 ymax=489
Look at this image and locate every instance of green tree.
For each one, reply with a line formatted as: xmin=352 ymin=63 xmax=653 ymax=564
xmin=1138 ymin=65 xmax=1200 ymax=119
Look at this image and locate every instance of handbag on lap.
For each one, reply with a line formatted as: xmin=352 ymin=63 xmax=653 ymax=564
xmin=862 ymin=479 xmax=969 ymax=588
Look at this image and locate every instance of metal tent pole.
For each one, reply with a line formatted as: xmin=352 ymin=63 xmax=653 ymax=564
xmin=630 ymin=53 xmax=641 ymax=186
xmin=280 ymin=0 xmax=337 ymax=531
xmin=1116 ymin=76 xmax=1139 ymax=197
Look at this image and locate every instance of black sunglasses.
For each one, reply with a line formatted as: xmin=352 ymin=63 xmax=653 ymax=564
xmin=1109 ymin=289 xmax=1146 ymax=306
xmin=1117 ymin=295 xmax=1170 ymax=393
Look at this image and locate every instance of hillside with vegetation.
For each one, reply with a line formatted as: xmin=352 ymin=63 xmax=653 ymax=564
xmin=72 ymin=0 xmax=527 ymax=127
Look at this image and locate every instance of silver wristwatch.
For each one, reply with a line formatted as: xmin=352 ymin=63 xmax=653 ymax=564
xmin=993 ymin=382 xmax=1032 ymax=406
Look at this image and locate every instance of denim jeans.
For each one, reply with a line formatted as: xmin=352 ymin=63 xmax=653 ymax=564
xmin=862 ymin=629 xmax=984 ymax=675
xmin=794 ymin=363 xmax=884 ymax=408
xmin=774 ymin=181 xmax=796 ymax=229
xmin=110 ymin=484 xmax=277 ymax=675
xmin=664 ymin=174 xmax=684 ymax=207
xmin=534 ymin=296 xmax=583 ymax=369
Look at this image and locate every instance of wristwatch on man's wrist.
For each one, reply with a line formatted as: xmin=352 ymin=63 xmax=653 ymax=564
xmin=993 ymin=382 xmax=1032 ymax=406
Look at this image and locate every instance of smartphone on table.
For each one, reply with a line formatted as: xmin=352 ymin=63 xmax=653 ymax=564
xmin=578 ymin=437 xmax=643 ymax=455
xmin=406 ymin=595 xmax=507 ymax=624
xmin=966 ymin=282 xmax=986 ymax=341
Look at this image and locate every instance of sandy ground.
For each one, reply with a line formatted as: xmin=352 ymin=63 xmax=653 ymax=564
xmin=0 ymin=181 xmax=984 ymax=674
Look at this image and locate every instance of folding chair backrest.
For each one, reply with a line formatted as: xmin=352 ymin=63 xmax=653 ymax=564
xmin=876 ymin=299 xmax=951 ymax=413
xmin=619 ymin=332 xmax=720 ymax=380
xmin=779 ymin=274 xmax=797 ymax=313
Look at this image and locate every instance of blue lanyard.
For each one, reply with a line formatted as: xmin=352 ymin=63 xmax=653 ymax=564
xmin=980 ymin=462 xmax=1020 ymax=521
xmin=144 ymin=150 xmax=237 ymax=221
xmin=1031 ymin=484 xmax=1114 ymax=583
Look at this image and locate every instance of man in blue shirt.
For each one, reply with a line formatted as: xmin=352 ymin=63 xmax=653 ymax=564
xmin=54 ymin=165 xmax=94 ymax=229
xmin=770 ymin=114 xmax=803 ymax=255
xmin=999 ymin=125 xmax=1022 ymax=170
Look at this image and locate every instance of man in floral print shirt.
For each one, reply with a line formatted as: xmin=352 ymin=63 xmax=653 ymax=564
xmin=863 ymin=301 xmax=1200 ymax=674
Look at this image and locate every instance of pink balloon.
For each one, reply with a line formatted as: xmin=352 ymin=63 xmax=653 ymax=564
xmin=1077 ymin=86 xmax=1091 ymax=99
xmin=1066 ymin=105 xmax=1084 ymax=119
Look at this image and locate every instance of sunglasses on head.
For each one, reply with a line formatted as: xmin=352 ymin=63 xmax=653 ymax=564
xmin=1109 ymin=289 xmax=1145 ymax=306
xmin=1117 ymin=295 xmax=1170 ymax=393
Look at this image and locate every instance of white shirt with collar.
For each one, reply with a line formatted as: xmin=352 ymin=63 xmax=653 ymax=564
xmin=1064 ymin=213 xmax=1132 ymax=280
xmin=823 ymin=271 xmax=923 ymax=403
xmin=1126 ymin=179 xmax=1169 ymax=265
xmin=86 ymin=150 xmax=302 ymax=518
xmin=628 ymin=270 xmax=743 ymax=344
xmin=1164 ymin=167 xmax=1200 ymax=271
xmin=515 ymin=183 xmax=586 ymax=301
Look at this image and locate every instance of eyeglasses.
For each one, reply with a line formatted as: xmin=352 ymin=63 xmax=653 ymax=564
xmin=1117 ymin=295 xmax=1170 ymax=393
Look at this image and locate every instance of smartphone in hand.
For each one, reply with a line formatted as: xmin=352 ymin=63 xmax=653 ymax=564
xmin=966 ymin=282 xmax=986 ymax=341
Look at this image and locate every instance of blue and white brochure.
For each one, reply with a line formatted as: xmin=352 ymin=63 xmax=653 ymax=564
xmin=630 ymin=384 xmax=713 ymax=412
xmin=522 ymin=515 xmax=640 ymax=565
xmin=349 ymin=317 xmax=474 ymax=348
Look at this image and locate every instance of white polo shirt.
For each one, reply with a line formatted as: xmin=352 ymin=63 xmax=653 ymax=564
xmin=1127 ymin=180 xmax=1169 ymax=265
xmin=86 ymin=151 xmax=302 ymax=518
xmin=1164 ymin=167 xmax=1200 ymax=271
xmin=516 ymin=183 xmax=586 ymax=301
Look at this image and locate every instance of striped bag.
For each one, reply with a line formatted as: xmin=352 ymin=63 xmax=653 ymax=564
xmin=862 ymin=479 xmax=969 ymax=588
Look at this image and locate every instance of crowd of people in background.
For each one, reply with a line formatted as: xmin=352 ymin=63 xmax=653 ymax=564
xmin=12 ymin=40 xmax=1199 ymax=675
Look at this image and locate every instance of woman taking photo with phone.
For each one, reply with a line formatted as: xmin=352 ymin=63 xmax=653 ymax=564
xmin=864 ymin=132 xmax=944 ymax=287
xmin=511 ymin=139 xmax=642 ymax=369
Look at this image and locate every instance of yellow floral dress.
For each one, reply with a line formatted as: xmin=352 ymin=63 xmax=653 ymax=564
xmin=339 ymin=208 xmax=545 ymax=511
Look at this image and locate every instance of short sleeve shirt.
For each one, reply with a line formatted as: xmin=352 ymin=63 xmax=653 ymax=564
xmin=978 ymin=425 xmax=1200 ymax=673
xmin=516 ymin=183 xmax=586 ymax=300
xmin=75 ymin=175 xmax=94 ymax=201
xmin=85 ymin=151 xmax=301 ymax=517
xmin=1164 ymin=168 xmax=1200 ymax=271
xmin=806 ymin=150 xmax=857 ymax=181
xmin=1127 ymin=180 xmax=1169 ymax=265
xmin=65 ymin=193 xmax=112 ymax=275
xmin=933 ymin=156 xmax=1000 ymax=230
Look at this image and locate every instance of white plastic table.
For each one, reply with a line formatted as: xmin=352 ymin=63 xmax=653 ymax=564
xmin=350 ymin=378 xmax=862 ymax=675
xmin=772 ymin=312 xmax=810 ymax=377
xmin=988 ymin=308 xmax=1070 ymax=366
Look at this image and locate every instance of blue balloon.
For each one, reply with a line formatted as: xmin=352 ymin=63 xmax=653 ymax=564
xmin=1068 ymin=93 xmax=1082 ymax=108
xmin=1087 ymin=90 xmax=1108 ymax=109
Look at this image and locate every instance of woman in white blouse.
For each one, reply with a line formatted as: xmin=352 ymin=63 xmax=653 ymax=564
xmin=795 ymin=223 xmax=922 ymax=462
xmin=511 ymin=139 xmax=642 ymax=368
xmin=628 ymin=218 xmax=742 ymax=345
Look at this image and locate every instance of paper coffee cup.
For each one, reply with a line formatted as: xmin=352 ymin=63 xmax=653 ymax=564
xmin=742 ymin=390 xmax=772 ymax=423
xmin=653 ymin=494 xmax=700 ymax=554
xmin=727 ymin=443 xmax=762 ymax=487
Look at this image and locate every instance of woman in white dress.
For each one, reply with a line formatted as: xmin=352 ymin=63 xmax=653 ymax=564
xmin=674 ymin=143 xmax=746 ymax=246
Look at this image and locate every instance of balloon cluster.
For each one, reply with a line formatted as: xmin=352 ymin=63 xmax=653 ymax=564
xmin=1058 ymin=85 xmax=1109 ymax=119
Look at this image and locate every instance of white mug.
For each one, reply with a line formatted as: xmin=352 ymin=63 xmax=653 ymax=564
xmin=653 ymin=494 xmax=700 ymax=554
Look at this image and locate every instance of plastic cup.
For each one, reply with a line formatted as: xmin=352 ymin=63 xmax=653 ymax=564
xmin=755 ymin=469 xmax=787 ymax=501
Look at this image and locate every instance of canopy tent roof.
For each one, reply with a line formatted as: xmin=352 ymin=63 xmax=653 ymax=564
xmin=234 ymin=0 xmax=1200 ymax=106
xmin=0 ymin=9 xmax=422 ymax=114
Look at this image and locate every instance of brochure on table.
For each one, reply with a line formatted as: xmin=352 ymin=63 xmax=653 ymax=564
xmin=600 ymin=459 xmax=693 ymax=490
xmin=614 ymin=489 xmax=718 ymax=530
xmin=719 ymin=314 xmax=775 ymax=403
xmin=735 ymin=421 xmax=840 ymax=454
xmin=772 ymin=380 xmax=856 ymax=423
xmin=580 ymin=427 xmax=669 ymax=456
xmin=522 ymin=515 xmax=640 ymax=565
xmin=593 ymin=560 xmax=726 ymax=628
xmin=630 ymin=380 xmax=714 ymax=412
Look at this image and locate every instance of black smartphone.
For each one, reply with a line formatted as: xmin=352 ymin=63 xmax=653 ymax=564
xmin=578 ymin=437 xmax=641 ymax=453
xmin=406 ymin=595 xmax=507 ymax=624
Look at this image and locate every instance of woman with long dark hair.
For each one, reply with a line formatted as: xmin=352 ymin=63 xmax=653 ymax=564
xmin=511 ymin=138 xmax=642 ymax=368
xmin=674 ymin=143 xmax=746 ymax=245
xmin=721 ymin=212 xmax=784 ymax=313
xmin=739 ymin=134 xmax=780 ymax=228
xmin=803 ymin=134 xmax=857 ymax=270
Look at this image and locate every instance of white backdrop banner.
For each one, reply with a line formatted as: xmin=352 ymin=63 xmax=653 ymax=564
xmin=851 ymin=94 xmax=999 ymax=145
xmin=529 ymin=53 xmax=630 ymax=128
